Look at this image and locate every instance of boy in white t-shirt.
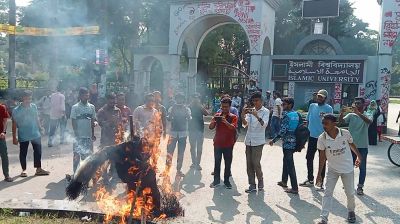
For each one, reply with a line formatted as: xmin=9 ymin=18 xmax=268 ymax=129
xmin=316 ymin=114 xmax=362 ymax=224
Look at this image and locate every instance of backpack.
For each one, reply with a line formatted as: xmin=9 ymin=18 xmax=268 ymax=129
xmin=294 ymin=112 xmax=310 ymax=152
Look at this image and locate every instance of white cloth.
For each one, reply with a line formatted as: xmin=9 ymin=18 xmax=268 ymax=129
xmin=272 ymin=98 xmax=282 ymax=118
xmin=244 ymin=106 xmax=270 ymax=146
xmin=50 ymin=92 xmax=65 ymax=119
xmin=132 ymin=105 xmax=157 ymax=136
xmin=317 ymin=128 xmax=354 ymax=174
xmin=232 ymin=96 xmax=242 ymax=108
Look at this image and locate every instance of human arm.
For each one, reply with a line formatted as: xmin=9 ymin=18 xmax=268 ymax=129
xmin=316 ymin=136 xmax=326 ymax=184
xmin=209 ymin=115 xmax=217 ymax=130
xmin=241 ymin=108 xmax=249 ymax=127
xmin=12 ymin=120 xmax=18 ymax=145
xmin=353 ymin=107 xmax=372 ymax=125
xmin=349 ymin=143 xmax=362 ymax=167
xmin=270 ymin=114 xmax=289 ymax=144
xmin=250 ymin=109 xmax=269 ymax=127
xmin=339 ymin=107 xmax=348 ymax=124
xmin=201 ymin=106 xmax=209 ymax=116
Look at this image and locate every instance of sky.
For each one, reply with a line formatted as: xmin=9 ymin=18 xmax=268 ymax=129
xmin=15 ymin=0 xmax=382 ymax=31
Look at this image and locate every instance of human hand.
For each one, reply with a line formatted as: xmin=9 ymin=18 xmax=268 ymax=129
xmin=352 ymin=106 xmax=360 ymax=115
xmin=354 ymin=157 xmax=361 ymax=168
xmin=251 ymin=110 xmax=258 ymax=117
xmin=268 ymin=140 xmax=273 ymax=146
xmin=0 ymin=133 xmax=5 ymax=140
xmin=13 ymin=137 xmax=18 ymax=145
xmin=93 ymin=121 xmax=99 ymax=127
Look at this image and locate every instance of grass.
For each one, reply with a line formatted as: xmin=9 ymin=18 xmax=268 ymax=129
xmin=0 ymin=208 xmax=97 ymax=224
xmin=390 ymin=99 xmax=400 ymax=104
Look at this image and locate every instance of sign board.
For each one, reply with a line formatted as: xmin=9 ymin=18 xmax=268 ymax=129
xmin=0 ymin=24 xmax=99 ymax=36
xmin=272 ymin=59 xmax=364 ymax=84
xmin=302 ymin=0 xmax=340 ymax=18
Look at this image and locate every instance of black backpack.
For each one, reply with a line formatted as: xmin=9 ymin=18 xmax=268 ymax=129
xmin=294 ymin=113 xmax=310 ymax=152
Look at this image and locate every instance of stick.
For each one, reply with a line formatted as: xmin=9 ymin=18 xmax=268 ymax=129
xmin=128 ymin=173 xmax=144 ymax=224
xmin=129 ymin=115 xmax=134 ymax=141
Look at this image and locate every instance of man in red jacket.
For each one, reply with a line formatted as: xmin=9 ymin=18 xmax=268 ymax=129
xmin=209 ymin=97 xmax=238 ymax=189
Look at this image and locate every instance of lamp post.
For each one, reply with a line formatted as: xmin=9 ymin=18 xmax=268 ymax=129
xmin=8 ymin=0 xmax=16 ymax=89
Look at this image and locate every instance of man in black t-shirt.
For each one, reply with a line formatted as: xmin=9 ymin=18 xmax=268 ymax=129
xmin=189 ymin=94 xmax=209 ymax=170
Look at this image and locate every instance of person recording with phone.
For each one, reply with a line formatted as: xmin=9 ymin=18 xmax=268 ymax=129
xmin=209 ymin=97 xmax=238 ymax=189
xmin=241 ymin=92 xmax=269 ymax=193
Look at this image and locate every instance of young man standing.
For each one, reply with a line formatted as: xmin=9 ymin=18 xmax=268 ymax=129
xmin=188 ymin=93 xmax=209 ymax=170
xmin=70 ymin=87 xmax=97 ymax=174
xmin=242 ymin=92 xmax=269 ymax=193
xmin=116 ymin=92 xmax=132 ymax=127
xmin=48 ymin=86 xmax=66 ymax=147
xmin=12 ymin=90 xmax=50 ymax=177
xmin=132 ymin=93 xmax=158 ymax=135
xmin=316 ymin=114 xmax=362 ymax=224
xmin=165 ymin=93 xmax=191 ymax=177
xmin=270 ymin=91 xmax=282 ymax=138
xmin=269 ymin=97 xmax=300 ymax=194
xmin=339 ymin=97 xmax=372 ymax=195
xmin=300 ymin=89 xmax=333 ymax=189
xmin=97 ymin=93 xmax=121 ymax=147
xmin=209 ymin=97 xmax=238 ymax=189
xmin=0 ymin=103 xmax=12 ymax=182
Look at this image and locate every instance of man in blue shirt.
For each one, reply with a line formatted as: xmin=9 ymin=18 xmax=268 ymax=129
xmin=300 ymin=89 xmax=333 ymax=189
xmin=12 ymin=90 xmax=50 ymax=177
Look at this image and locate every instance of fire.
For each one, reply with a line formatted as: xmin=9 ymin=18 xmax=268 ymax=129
xmin=94 ymin=186 xmax=157 ymax=224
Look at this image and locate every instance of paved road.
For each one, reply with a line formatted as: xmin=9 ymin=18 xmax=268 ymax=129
xmin=0 ymin=104 xmax=399 ymax=223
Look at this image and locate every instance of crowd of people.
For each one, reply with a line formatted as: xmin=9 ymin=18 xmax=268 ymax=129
xmin=0 ymin=85 xmax=388 ymax=224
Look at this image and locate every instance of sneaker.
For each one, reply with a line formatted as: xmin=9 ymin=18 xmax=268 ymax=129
xmin=210 ymin=182 xmax=220 ymax=188
xmin=356 ymin=187 xmax=364 ymax=196
xmin=245 ymin=185 xmax=257 ymax=193
xmin=348 ymin=211 xmax=356 ymax=223
xmin=224 ymin=182 xmax=232 ymax=189
xmin=258 ymin=180 xmax=264 ymax=191
xmin=284 ymin=188 xmax=299 ymax=194
xmin=317 ymin=219 xmax=327 ymax=224
xmin=277 ymin=181 xmax=288 ymax=188
xmin=211 ymin=171 xmax=214 ymax=175
xmin=48 ymin=144 xmax=53 ymax=148
xmin=299 ymin=180 xmax=314 ymax=187
xmin=35 ymin=168 xmax=50 ymax=176
xmin=4 ymin=176 xmax=13 ymax=182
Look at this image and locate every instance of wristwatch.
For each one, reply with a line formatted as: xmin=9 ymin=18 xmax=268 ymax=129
xmin=258 ymin=118 xmax=263 ymax=123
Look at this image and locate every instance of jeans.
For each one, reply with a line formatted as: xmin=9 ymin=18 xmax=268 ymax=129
xmin=213 ymin=147 xmax=233 ymax=184
xmin=72 ymin=138 xmax=93 ymax=173
xmin=245 ymin=145 xmax=264 ymax=186
xmin=0 ymin=139 xmax=9 ymax=177
xmin=271 ymin=116 xmax=281 ymax=138
xmin=166 ymin=136 xmax=187 ymax=172
xmin=306 ymin=137 xmax=326 ymax=182
xmin=189 ymin=130 xmax=204 ymax=166
xmin=321 ymin=169 xmax=355 ymax=222
xmin=19 ymin=138 xmax=42 ymax=170
xmin=282 ymin=149 xmax=298 ymax=190
xmin=48 ymin=117 xmax=67 ymax=145
xmin=352 ymin=148 xmax=368 ymax=187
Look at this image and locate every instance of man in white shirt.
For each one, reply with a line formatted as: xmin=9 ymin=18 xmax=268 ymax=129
xmin=270 ymin=91 xmax=282 ymax=138
xmin=316 ymin=114 xmax=362 ymax=224
xmin=48 ymin=86 xmax=66 ymax=147
xmin=242 ymin=91 xmax=269 ymax=193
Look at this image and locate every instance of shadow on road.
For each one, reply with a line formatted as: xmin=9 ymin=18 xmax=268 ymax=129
xmin=246 ymin=191 xmax=281 ymax=224
xmin=358 ymin=194 xmax=400 ymax=224
xmin=0 ymin=176 xmax=36 ymax=191
xmin=43 ymin=179 xmax=67 ymax=200
xmin=276 ymin=193 xmax=321 ymax=223
xmin=206 ymin=179 xmax=240 ymax=223
xmin=180 ymin=168 xmax=205 ymax=194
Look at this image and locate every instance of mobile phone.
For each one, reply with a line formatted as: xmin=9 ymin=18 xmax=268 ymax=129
xmin=215 ymin=116 xmax=223 ymax=122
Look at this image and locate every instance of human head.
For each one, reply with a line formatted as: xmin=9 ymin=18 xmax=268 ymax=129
xmin=106 ymin=92 xmax=116 ymax=107
xmin=175 ymin=93 xmax=185 ymax=105
xmin=21 ymin=90 xmax=32 ymax=105
xmin=116 ymin=92 xmax=126 ymax=106
xmin=369 ymin=100 xmax=377 ymax=110
xmin=144 ymin=93 xmax=155 ymax=109
xmin=322 ymin=113 xmax=337 ymax=133
xmin=153 ymin=91 xmax=162 ymax=104
xmin=354 ymin=97 xmax=366 ymax=112
xmin=317 ymin=89 xmax=328 ymax=104
xmin=312 ymin=92 xmax=318 ymax=100
xmin=273 ymin=91 xmax=281 ymax=99
xmin=282 ymin=97 xmax=294 ymax=111
xmin=250 ymin=91 xmax=263 ymax=109
xmin=79 ymin=87 xmax=89 ymax=104
xmin=376 ymin=99 xmax=381 ymax=106
xmin=266 ymin=91 xmax=271 ymax=98
xmin=220 ymin=97 xmax=232 ymax=114
xmin=191 ymin=93 xmax=201 ymax=104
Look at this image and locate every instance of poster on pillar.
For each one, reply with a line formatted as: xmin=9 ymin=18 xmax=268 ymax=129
xmin=378 ymin=0 xmax=400 ymax=54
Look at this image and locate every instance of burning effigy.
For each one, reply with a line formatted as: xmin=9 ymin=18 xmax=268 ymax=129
xmin=66 ymin=116 xmax=184 ymax=223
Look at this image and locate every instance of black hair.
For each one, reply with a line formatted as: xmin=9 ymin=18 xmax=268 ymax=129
xmin=250 ymin=91 xmax=262 ymax=100
xmin=220 ymin=97 xmax=232 ymax=106
xmin=22 ymin=90 xmax=32 ymax=98
xmin=79 ymin=87 xmax=89 ymax=97
xmin=274 ymin=91 xmax=281 ymax=98
xmin=355 ymin=97 xmax=365 ymax=104
xmin=282 ymin=97 xmax=294 ymax=109
xmin=106 ymin=92 xmax=116 ymax=100
xmin=144 ymin=93 xmax=155 ymax=102
xmin=323 ymin=113 xmax=337 ymax=123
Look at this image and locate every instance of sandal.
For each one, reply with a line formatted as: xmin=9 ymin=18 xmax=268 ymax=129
xmin=4 ymin=177 xmax=13 ymax=182
xmin=20 ymin=172 xmax=28 ymax=177
xmin=285 ymin=188 xmax=299 ymax=194
xmin=277 ymin=181 xmax=288 ymax=188
xmin=35 ymin=169 xmax=50 ymax=176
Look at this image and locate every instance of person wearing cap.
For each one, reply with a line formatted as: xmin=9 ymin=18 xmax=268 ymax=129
xmin=300 ymin=89 xmax=333 ymax=189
